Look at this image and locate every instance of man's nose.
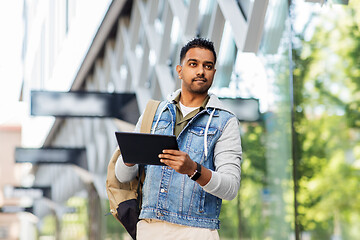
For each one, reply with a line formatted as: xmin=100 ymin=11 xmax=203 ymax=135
xmin=197 ymin=66 xmax=205 ymax=76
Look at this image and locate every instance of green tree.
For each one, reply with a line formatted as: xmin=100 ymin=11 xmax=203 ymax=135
xmin=219 ymin=123 xmax=267 ymax=240
xmin=292 ymin=1 xmax=360 ymax=238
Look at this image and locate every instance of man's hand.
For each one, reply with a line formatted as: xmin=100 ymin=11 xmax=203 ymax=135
xmin=159 ymin=149 xmax=212 ymax=186
xmin=124 ymin=163 xmax=135 ymax=167
xmin=158 ymin=149 xmax=197 ymax=176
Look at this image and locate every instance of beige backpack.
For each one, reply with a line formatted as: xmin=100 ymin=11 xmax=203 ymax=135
xmin=106 ymin=99 xmax=160 ymax=239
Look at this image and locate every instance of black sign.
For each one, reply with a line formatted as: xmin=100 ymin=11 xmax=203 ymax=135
xmin=31 ymin=91 xmax=140 ymax=124
xmin=332 ymin=0 xmax=349 ymax=4
xmin=9 ymin=186 xmax=52 ymax=199
xmin=220 ymin=97 xmax=261 ymax=122
xmin=15 ymin=147 xmax=88 ymax=170
xmin=0 ymin=206 xmax=33 ymax=214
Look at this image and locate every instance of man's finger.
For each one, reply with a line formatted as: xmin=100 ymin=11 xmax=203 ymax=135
xmin=160 ymin=159 xmax=177 ymax=167
xmin=158 ymin=153 xmax=180 ymax=161
xmin=162 ymin=149 xmax=182 ymax=155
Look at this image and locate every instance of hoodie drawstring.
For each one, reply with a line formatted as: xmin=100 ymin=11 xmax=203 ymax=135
xmin=204 ymin=109 xmax=215 ymax=159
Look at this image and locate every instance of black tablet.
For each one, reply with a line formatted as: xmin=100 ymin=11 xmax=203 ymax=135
xmin=115 ymin=132 xmax=179 ymax=165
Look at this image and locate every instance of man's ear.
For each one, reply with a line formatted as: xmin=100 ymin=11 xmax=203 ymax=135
xmin=176 ymin=65 xmax=182 ymax=79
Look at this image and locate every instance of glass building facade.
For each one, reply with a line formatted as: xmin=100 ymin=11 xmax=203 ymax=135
xmin=14 ymin=0 xmax=359 ymax=239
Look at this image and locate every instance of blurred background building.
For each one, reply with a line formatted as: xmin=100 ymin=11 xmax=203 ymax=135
xmin=1 ymin=0 xmax=359 ymax=239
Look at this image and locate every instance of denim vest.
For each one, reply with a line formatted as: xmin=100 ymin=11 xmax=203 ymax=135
xmin=139 ymin=101 xmax=234 ymax=229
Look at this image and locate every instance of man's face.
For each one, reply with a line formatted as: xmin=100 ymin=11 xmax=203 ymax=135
xmin=176 ymin=47 xmax=216 ymax=96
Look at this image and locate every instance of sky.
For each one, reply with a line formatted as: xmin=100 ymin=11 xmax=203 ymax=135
xmin=0 ymin=0 xmax=25 ymax=126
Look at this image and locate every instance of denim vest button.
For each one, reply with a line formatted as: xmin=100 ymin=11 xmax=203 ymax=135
xmin=160 ymin=189 xmax=165 ymax=193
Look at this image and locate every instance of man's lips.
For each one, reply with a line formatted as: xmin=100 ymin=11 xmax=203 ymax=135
xmin=193 ymin=78 xmax=207 ymax=82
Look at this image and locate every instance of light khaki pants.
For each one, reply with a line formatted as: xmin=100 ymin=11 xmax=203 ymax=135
xmin=136 ymin=219 xmax=220 ymax=240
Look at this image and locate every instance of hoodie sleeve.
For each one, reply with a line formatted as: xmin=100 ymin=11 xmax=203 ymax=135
xmin=115 ymin=155 xmax=138 ymax=182
xmin=202 ymin=116 xmax=242 ymax=200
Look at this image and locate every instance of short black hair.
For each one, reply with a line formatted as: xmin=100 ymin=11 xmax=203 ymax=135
xmin=179 ymin=37 xmax=217 ymax=65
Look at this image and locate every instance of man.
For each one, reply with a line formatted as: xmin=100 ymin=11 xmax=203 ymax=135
xmin=115 ymin=37 xmax=242 ymax=240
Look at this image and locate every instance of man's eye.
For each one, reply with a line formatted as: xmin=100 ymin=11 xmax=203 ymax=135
xmin=189 ymin=62 xmax=197 ymax=67
xmin=205 ymin=65 xmax=213 ymax=70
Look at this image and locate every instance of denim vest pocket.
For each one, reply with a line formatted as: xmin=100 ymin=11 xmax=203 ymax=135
xmin=194 ymin=188 xmax=221 ymax=216
xmin=199 ymin=188 xmax=206 ymax=213
xmin=188 ymin=126 xmax=217 ymax=153
xmin=153 ymin=120 xmax=171 ymax=135
xmin=187 ymin=184 xmax=206 ymax=214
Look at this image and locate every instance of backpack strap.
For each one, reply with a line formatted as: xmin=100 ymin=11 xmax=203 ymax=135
xmin=140 ymin=99 xmax=161 ymax=133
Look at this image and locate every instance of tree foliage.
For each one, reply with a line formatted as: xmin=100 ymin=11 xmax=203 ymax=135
xmin=292 ymin=1 xmax=360 ymax=238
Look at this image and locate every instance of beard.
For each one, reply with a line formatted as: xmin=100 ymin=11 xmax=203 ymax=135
xmin=188 ymin=77 xmax=211 ymax=94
